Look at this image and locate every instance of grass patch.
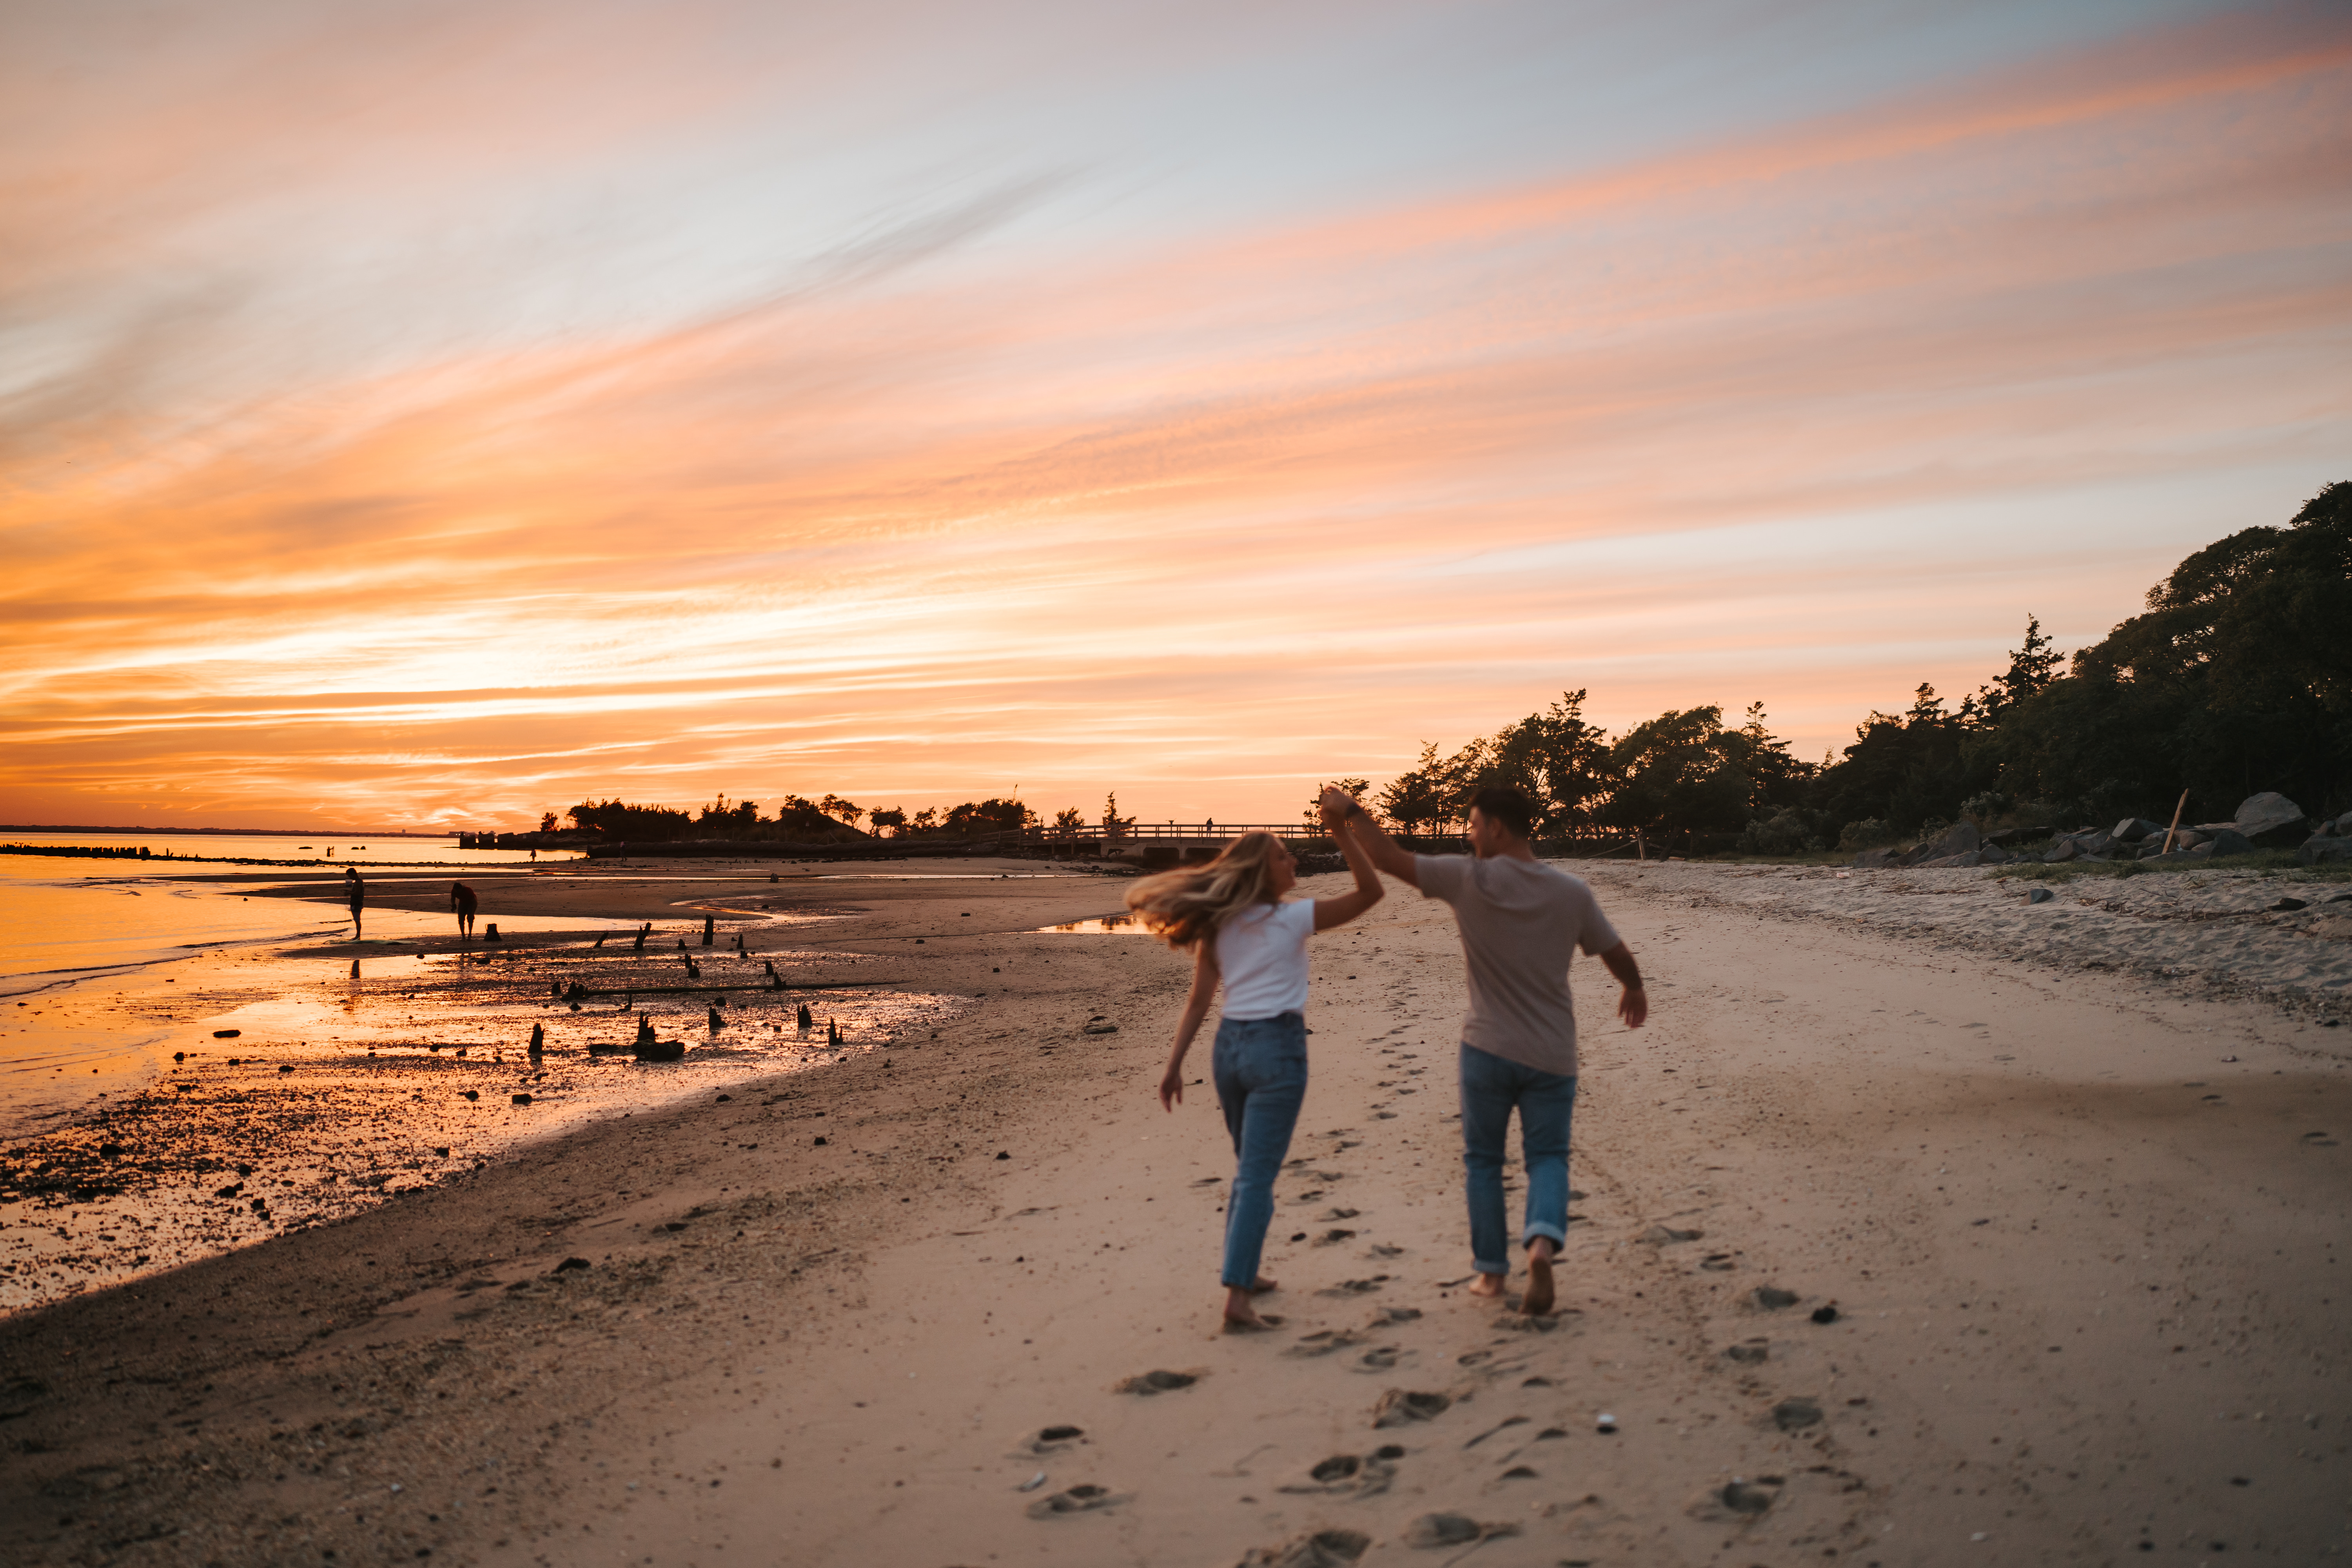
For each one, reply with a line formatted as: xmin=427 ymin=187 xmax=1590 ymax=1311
xmin=1988 ymin=851 xmax=2352 ymax=884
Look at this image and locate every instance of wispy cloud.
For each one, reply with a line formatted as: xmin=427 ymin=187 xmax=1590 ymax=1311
xmin=2 ymin=0 xmax=2347 ymax=826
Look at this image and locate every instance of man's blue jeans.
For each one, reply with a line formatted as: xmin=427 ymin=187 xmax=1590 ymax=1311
xmin=1212 ymin=1012 xmax=1308 ymax=1290
xmin=1459 ymin=1043 xmax=1577 ymax=1276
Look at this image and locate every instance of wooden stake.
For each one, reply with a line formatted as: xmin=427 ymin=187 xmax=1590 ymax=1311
xmin=1636 ymin=828 xmax=1646 ymax=862
xmin=2160 ymin=789 xmax=2190 ymax=854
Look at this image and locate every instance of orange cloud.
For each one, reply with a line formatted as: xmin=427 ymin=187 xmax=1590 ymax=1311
xmin=3 ymin=4 xmax=2347 ymax=828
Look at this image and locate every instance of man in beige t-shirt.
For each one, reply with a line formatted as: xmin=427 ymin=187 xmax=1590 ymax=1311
xmin=1327 ymin=784 xmax=1645 ymax=1315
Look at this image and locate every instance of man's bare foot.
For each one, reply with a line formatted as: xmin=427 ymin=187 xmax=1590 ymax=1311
xmin=1467 ymin=1271 xmax=1506 ymax=1298
xmin=1249 ymin=1276 xmax=1279 ymax=1294
xmin=1523 ymin=1238 xmax=1556 ymax=1316
xmin=1223 ymin=1286 xmax=1282 ymax=1329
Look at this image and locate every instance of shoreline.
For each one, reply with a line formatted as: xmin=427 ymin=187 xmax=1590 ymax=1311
xmin=3 ymin=859 xmax=2347 ymax=1565
xmin=0 ymin=859 xmax=1118 ymax=1316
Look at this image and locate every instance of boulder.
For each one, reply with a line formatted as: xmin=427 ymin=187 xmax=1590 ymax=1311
xmin=1916 ymin=851 xmax=1981 ymax=869
xmin=2169 ymin=828 xmax=2208 ymax=851
xmin=2045 ymin=837 xmax=2078 ymax=863
xmin=2334 ymin=809 xmax=2352 ymax=837
xmin=2298 ymin=837 xmax=2352 ymax=866
xmin=1920 ymin=821 xmax=1981 ymax=860
xmin=2195 ymin=828 xmax=2258 ymax=858
xmin=1978 ymin=843 xmax=2012 ymax=864
xmin=2111 ymin=817 xmax=2167 ymax=843
xmin=1850 ymin=847 xmax=1901 ymax=869
xmin=2232 ymin=792 xmax=2307 ymax=845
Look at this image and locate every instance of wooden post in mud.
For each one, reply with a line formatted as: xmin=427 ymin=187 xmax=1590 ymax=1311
xmin=2160 ymin=789 xmax=2190 ymax=854
xmin=1635 ymin=828 xmax=1646 ymax=863
xmin=702 ymin=915 xmax=715 ymax=947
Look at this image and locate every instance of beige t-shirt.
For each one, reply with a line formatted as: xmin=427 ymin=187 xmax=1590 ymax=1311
xmin=1416 ymin=853 xmax=1620 ymax=1076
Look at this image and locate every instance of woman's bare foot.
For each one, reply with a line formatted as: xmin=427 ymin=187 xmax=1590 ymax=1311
xmin=1467 ymin=1271 xmax=1507 ymax=1299
xmin=1522 ymin=1238 xmax=1556 ymax=1316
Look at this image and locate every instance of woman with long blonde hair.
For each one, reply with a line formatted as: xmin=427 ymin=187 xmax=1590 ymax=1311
xmin=1126 ymin=808 xmax=1384 ymax=1329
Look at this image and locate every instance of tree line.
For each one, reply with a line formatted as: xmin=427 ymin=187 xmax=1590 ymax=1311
xmin=540 ymin=484 xmax=2345 ymax=856
xmin=1346 ymin=481 xmax=2347 ymax=851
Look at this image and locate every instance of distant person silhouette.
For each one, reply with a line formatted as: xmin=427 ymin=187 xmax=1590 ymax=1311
xmin=343 ymin=867 xmax=365 ymax=940
xmin=450 ymin=881 xmax=478 ymax=940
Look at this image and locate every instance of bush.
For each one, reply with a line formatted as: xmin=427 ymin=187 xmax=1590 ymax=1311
xmin=1837 ymin=818 xmax=1894 ymax=851
xmin=1739 ymin=809 xmax=1812 ymax=856
xmin=1960 ymin=790 xmax=2010 ymax=824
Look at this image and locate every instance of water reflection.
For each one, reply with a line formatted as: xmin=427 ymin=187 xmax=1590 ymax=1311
xmin=1036 ymin=915 xmax=1152 ymax=935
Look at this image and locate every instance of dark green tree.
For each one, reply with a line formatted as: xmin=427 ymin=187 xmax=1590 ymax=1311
xmin=1600 ymin=707 xmax=1754 ymax=838
xmin=1982 ymin=481 xmax=2352 ymax=822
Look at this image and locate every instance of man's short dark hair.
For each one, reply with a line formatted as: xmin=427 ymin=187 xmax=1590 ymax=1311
xmin=1467 ymin=786 xmax=1537 ymax=840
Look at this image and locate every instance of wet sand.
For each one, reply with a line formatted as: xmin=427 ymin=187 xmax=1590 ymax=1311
xmin=2 ymin=859 xmax=2348 ymax=1566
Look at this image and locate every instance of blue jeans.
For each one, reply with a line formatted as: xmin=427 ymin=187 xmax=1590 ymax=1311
xmin=1459 ymin=1044 xmax=1577 ymax=1276
xmin=1212 ymin=1012 xmax=1308 ymax=1289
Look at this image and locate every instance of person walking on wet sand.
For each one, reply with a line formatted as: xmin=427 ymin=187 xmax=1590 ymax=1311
xmin=343 ymin=866 xmax=365 ymax=940
xmin=1325 ymin=783 xmax=1645 ymax=1316
xmin=450 ymin=881 xmax=478 ymax=940
xmin=1129 ymin=810 xmax=1384 ymax=1331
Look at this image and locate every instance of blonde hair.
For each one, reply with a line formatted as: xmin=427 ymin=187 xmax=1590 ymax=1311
xmin=1123 ymin=831 xmax=1290 ymax=950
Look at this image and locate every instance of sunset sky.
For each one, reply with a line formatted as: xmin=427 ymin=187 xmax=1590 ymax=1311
xmin=4 ymin=0 xmax=2347 ymax=831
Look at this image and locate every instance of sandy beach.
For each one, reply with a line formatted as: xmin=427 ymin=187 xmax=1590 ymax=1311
xmin=3 ymin=856 xmax=2348 ymax=1566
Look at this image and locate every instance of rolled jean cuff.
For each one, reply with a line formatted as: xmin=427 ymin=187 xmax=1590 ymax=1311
xmin=1472 ymin=1260 xmax=1509 ymax=1276
xmin=1521 ymin=1221 xmax=1566 ymax=1249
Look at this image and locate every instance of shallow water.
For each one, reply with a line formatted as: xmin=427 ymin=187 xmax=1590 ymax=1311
xmin=0 ymin=917 xmax=965 ymax=1315
xmin=1036 ymin=915 xmax=1154 ymax=935
xmin=0 ymin=829 xmax=578 ymax=870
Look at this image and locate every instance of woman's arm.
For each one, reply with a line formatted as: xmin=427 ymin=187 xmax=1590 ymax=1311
xmin=1159 ymin=939 xmax=1220 ymax=1111
xmin=1311 ymin=803 xmax=1386 ymax=931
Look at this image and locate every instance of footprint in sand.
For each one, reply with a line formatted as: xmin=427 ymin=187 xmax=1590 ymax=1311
xmin=1319 ymin=1207 xmax=1361 ymax=1221
xmin=1278 ymin=1446 xmax=1405 ymax=1497
xmin=1025 ymin=1425 xmax=1085 ymax=1454
xmin=1640 ymin=1225 xmax=1703 ymax=1245
xmin=1403 ymin=1513 xmax=1520 ymax=1548
xmin=1724 ymin=1339 xmax=1770 ymax=1365
xmin=1355 ymin=1347 xmax=1405 ymax=1371
xmin=1700 ymin=1253 xmax=1738 ymax=1272
xmin=1686 ymin=1475 xmax=1784 ymax=1521
xmin=1115 ymin=1370 xmax=1200 ymax=1395
xmin=1285 ymin=1330 xmax=1367 ymax=1359
xmin=1370 ymin=1306 xmax=1423 ymax=1325
xmin=1372 ymin=1389 xmax=1453 ymax=1427
xmin=1367 ymin=1243 xmax=1405 ymax=1258
xmin=1236 ymin=1527 xmax=1370 ymax=1567
xmin=1771 ymin=1396 xmax=1824 ymax=1431
xmin=1753 ymin=1286 xmax=1800 ymax=1310
xmin=1317 ymin=1276 xmax=1389 ymax=1297
xmin=1025 ymin=1483 xmax=1125 ymax=1519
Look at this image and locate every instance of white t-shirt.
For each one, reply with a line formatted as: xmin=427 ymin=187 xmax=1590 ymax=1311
xmin=1215 ymin=900 xmax=1314 ymax=1020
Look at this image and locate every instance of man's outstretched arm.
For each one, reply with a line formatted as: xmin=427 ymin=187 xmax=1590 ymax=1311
xmin=1598 ymin=941 xmax=1646 ymax=1028
xmin=1321 ymin=784 xmax=1419 ymax=888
